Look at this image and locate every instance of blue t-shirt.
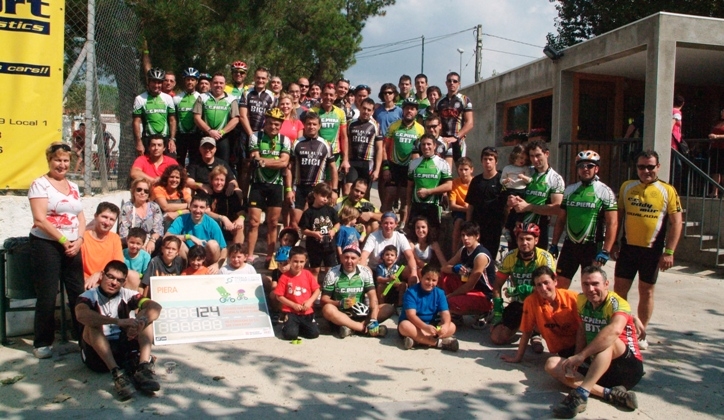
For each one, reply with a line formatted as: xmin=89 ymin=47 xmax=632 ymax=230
xmin=123 ymin=248 xmax=151 ymax=276
xmin=167 ymin=213 xmax=227 ymax=249
xmin=399 ymin=283 xmax=449 ymax=324
xmin=336 ymin=225 xmax=361 ymax=249
xmin=373 ymin=105 xmax=403 ymax=136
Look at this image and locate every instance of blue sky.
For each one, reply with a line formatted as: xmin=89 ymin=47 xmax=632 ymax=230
xmin=345 ymin=0 xmax=558 ymax=94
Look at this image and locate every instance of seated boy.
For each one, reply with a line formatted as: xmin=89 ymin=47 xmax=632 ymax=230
xmin=273 ymin=246 xmax=321 ymax=341
xmin=182 ymin=245 xmax=210 ymax=275
xmin=142 ymin=236 xmax=184 ymax=297
xmin=375 ymin=245 xmax=406 ymax=306
xmin=398 ymin=264 xmax=459 ymax=351
xmin=219 ymin=243 xmax=258 ymax=275
xmin=123 ymin=228 xmax=151 ymax=286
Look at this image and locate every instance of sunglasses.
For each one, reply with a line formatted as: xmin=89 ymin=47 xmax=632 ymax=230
xmin=447 ymin=79 xmax=460 ymax=84
xmin=356 ymin=84 xmax=370 ymax=91
xmin=135 ymin=187 xmax=149 ymax=193
xmin=50 ymin=143 xmax=72 ymax=153
xmin=426 ymin=124 xmax=440 ymax=129
xmin=482 ymin=146 xmax=497 ymax=153
xmin=637 ymin=164 xmax=657 ymax=171
xmin=383 ymin=91 xmax=395 ymax=95
xmin=577 ymin=163 xmax=597 ymax=170
xmin=299 ymin=84 xmax=309 ymax=88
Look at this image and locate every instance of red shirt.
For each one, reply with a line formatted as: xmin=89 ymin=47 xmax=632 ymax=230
xmin=274 ymin=269 xmax=319 ymax=315
xmin=132 ymin=155 xmax=179 ymax=179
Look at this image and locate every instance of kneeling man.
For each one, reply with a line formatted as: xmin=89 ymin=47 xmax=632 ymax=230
xmin=545 ymin=266 xmax=643 ymax=418
xmin=75 ymin=260 xmax=163 ymax=400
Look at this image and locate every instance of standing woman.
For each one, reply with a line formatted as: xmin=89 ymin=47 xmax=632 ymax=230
xmin=278 ymin=93 xmax=304 ymax=145
xmin=421 ymin=86 xmax=442 ymax=120
xmin=118 ymin=178 xmax=164 ymax=253
xmin=287 ymin=82 xmax=307 ymax=119
xmin=28 ymin=142 xmax=86 ymax=359
xmin=707 ymin=108 xmax=724 ymax=198
xmin=151 ymin=164 xmax=191 ymax=228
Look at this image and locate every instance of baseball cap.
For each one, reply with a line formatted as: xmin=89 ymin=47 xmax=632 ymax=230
xmin=200 ymin=137 xmax=216 ymax=147
xmin=342 ymin=243 xmax=361 ymax=256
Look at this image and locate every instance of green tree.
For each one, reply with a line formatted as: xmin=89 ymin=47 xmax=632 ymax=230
xmin=131 ymin=0 xmax=395 ymax=83
xmin=547 ymin=0 xmax=724 ymax=48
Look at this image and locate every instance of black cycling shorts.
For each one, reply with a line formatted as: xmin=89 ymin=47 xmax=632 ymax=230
xmin=386 ymin=163 xmax=409 ymax=187
xmin=81 ymin=331 xmax=138 ymax=373
xmin=294 ymin=185 xmax=315 ymax=210
xmin=614 ymin=243 xmax=662 ymax=285
xmin=248 ymin=183 xmax=284 ymax=210
xmin=502 ymin=300 xmax=524 ymax=330
xmin=578 ymin=346 xmax=644 ymax=390
xmin=556 ymin=240 xmax=598 ymax=280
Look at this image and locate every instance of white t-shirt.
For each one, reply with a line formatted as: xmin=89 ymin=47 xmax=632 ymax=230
xmin=501 ymin=164 xmax=532 ymax=190
xmin=219 ymin=263 xmax=257 ymax=275
xmin=28 ymin=176 xmax=83 ymax=241
xmin=362 ymin=230 xmax=411 ymax=271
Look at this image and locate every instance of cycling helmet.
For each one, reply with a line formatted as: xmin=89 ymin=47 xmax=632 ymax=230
xmin=231 ymin=60 xmax=248 ymax=72
xmin=182 ymin=67 xmax=199 ymax=79
xmin=278 ymin=227 xmax=300 ymax=245
xmin=199 ymin=72 xmax=212 ymax=81
xmin=265 ymin=107 xmax=285 ymax=120
xmin=275 ymin=245 xmax=292 ymax=263
xmin=351 ymin=302 xmax=370 ymax=317
xmin=401 ymin=97 xmax=419 ymax=109
xmin=514 ymin=222 xmax=540 ymax=238
xmin=576 ymin=150 xmax=600 ymax=164
xmin=147 ymin=67 xmax=165 ymax=81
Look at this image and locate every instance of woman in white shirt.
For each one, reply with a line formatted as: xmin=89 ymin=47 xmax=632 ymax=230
xmin=360 ymin=212 xmax=418 ymax=284
xmin=28 ymin=142 xmax=86 ymax=359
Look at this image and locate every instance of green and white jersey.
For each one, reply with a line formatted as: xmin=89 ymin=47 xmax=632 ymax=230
xmin=173 ymin=91 xmax=200 ymax=134
xmin=132 ymin=91 xmax=175 ymax=137
xmin=322 ymin=265 xmax=375 ymax=303
xmin=386 ymin=120 xmax=425 ymax=165
xmin=193 ymin=93 xmax=240 ymax=131
xmin=248 ymin=131 xmax=291 ymax=185
xmin=561 ymin=179 xmax=617 ymax=244
xmin=522 ymin=167 xmax=565 ymax=224
xmin=407 ymin=155 xmax=452 ymax=205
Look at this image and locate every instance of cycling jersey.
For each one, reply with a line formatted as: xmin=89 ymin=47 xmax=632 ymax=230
xmin=311 ymin=105 xmax=347 ymax=154
xmin=174 ymin=91 xmax=200 ymax=134
xmin=240 ymin=88 xmax=276 ymax=132
xmin=619 ymin=179 xmax=682 ymax=248
xmin=496 ymin=247 xmax=556 ymax=302
xmin=407 ymin=155 xmax=452 ymax=205
xmin=292 ymin=136 xmax=333 ymax=186
xmin=576 ymin=291 xmax=642 ymax=360
xmin=334 ymin=98 xmax=355 ymax=121
xmin=436 ymin=93 xmax=472 ymax=137
xmin=412 ymin=135 xmax=451 ymax=158
xmin=248 ymin=131 xmax=291 ymax=185
xmin=322 ymin=265 xmax=375 ymax=303
xmin=561 ymin=179 xmax=617 ymax=244
xmin=193 ymin=92 xmax=239 ymax=131
xmin=348 ymin=119 xmax=380 ymax=161
xmin=386 ymin=119 xmax=425 ymax=165
xmin=334 ymin=196 xmax=378 ymax=215
xmin=132 ymin=91 xmax=176 ymax=137
xmin=522 ymin=167 xmax=565 ymax=224
xmin=224 ymin=84 xmax=251 ymax=101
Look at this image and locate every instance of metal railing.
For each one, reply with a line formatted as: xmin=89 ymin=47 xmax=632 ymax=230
xmin=558 ymin=139 xmax=642 ymax=187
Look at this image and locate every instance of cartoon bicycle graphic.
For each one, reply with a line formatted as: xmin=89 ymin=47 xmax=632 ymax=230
xmin=216 ymin=286 xmax=236 ymax=303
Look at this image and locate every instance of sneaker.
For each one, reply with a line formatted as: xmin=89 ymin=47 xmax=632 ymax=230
xmin=403 ymin=336 xmax=414 ymax=350
xmin=33 ymin=346 xmax=53 ymax=359
xmin=376 ymin=325 xmax=388 ymax=338
xmin=552 ymin=390 xmax=587 ymax=418
xmin=638 ymin=337 xmax=649 ymax=350
xmin=339 ymin=325 xmax=353 ymax=339
xmin=530 ymin=336 xmax=544 ymax=354
xmin=608 ymin=386 xmax=638 ymax=410
xmin=113 ymin=368 xmax=135 ymax=400
xmin=440 ymin=337 xmax=459 ymax=352
xmin=470 ymin=314 xmax=489 ymax=330
xmin=132 ymin=362 xmax=160 ymax=393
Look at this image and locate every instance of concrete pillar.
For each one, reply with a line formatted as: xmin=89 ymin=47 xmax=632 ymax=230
xmin=550 ymin=70 xmax=574 ymax=171
xmin=643 ymin=36 xmax=676 ymax=181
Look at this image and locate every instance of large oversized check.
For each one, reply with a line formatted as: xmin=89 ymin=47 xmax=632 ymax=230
xmin=150 ymin=274 xmax=274 ymax=345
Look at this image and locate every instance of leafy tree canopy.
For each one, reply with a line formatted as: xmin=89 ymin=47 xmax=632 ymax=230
xmin=129 ymin=0 xmax=395 ymax=84
xmin=547 ymin=0 xmax=724 ymax=48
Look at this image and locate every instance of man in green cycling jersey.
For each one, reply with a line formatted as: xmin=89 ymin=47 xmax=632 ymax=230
xmin=132 ymin=68 xmax=177 ymax=157
xmin=193 ymin=73 xmax=240 ymax=165
xmin=551 ymin=150 xmax=618 ymax=290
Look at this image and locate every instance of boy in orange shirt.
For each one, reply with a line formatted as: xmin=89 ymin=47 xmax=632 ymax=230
xmin=449 ymin=157 xmax=473 ymax=255
xmin=81 ymin=202 xmax=140 ymax=290
xmin=182 ymin=245 xmax=210 ymax=275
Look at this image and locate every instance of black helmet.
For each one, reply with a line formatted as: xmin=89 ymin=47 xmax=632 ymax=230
xmin=147 ymin=67 xmax=165 ymax=81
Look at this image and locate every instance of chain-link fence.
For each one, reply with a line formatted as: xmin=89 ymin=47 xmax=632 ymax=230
xmin=63 ymin=0 xmax=142 ymax=195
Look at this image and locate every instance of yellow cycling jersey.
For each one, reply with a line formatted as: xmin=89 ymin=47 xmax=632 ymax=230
xmin=619 ymin=179 xmax=682 ymax=248
xmin=496 ymin=247 xmax=556 ymax=302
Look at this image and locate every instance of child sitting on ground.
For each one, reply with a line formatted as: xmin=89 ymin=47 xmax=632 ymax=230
xmin=273 ymin=246 xmax=321 ymax=341
xmin=336 ymin=206 xmax=362 ymax=260
xmin=501 ymin=145 xmax=532 ymax=242
xmin=266 ymin=227 xmax=300 ymax=322
xmin=182 ymin=245 xmax=209 ymax=275
xmin=375 ymin=245 xmax=406 ymax=307
xmin=398 ymin=264 xmax=459 ymax=351
xmin=299 ymin=183 xmax=340 ymax=281
xmin=142 ymin=236 xmax=184 ymax=297
xmin=123 ymin=227 xmax=151 ymax=283
xmin=448 ymin=157 xmax=474 ymax=255
xmin=219 ymin=243 xmax=258 ymax=275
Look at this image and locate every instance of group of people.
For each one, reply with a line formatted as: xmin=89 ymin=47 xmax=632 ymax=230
xmin=30 ymin=61 xmax=683 ymax=417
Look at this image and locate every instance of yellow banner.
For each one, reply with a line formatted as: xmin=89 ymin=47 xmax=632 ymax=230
xmin=0 ymin=0 xmax=65 ymax=189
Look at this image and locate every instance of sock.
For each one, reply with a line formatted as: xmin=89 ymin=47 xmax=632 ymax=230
xmin=603 ymin=387 xmax=612 ymax=401
xmin=436 ymin=338 xmax=442 ymax=348
xmin=575 ymin=386 xmax=590 ymax=401
xmin=111 ymin=367 xmax=122 ymax=377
